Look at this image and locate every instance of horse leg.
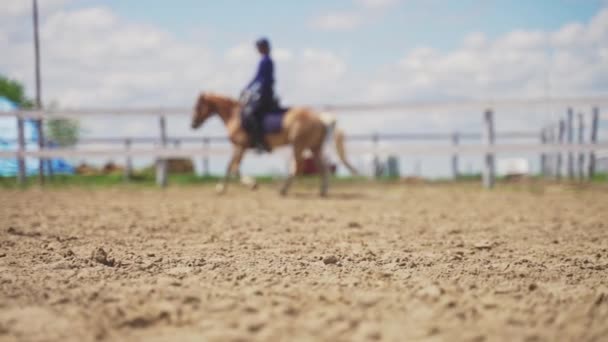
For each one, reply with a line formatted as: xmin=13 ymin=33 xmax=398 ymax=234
xmin=312 ymin=147 xmax=329 ymax=197
xmin=280 ymin=145 xmax=304 ymax=196
xmin=216 ymin=146 xmax=245 ymax=194
xmin=240 ymin=175 xmax=258 ymax=190
xmin=231 ymin=168 xmax=257 ymax=190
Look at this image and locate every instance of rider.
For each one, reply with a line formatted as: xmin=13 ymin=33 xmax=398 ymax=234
xmin=241 ymin=37 xmax=277 ymax=152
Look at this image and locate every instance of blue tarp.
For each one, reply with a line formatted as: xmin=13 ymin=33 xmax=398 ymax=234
xmin=0 ymin=96 xmax=74 ymax=176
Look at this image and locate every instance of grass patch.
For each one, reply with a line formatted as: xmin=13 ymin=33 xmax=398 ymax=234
xmin=0 ymin=173 xmax=221 ymax=188
xmin=2 ymin=171 xmax=606 ymax=189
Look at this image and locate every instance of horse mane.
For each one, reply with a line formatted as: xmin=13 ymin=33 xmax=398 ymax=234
xmin=200 ymin=92 xmax=239 ymax=107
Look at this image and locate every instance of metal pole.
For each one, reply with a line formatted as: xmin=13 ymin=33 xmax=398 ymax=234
xmin=588 ymin=107 xmax=599 ymax=178
xmin=451 ymin=132 xmax=459 ymax=180
xmin=17 ymin=116 xmax=26 ymax=186
xmin=156 ymin=116 xmax=168 ymax=187
xmin=556 ymin=120 xmax=565 ymax=180
xmin=566 ymin=108 xmax=574 ymax=180
xmin=483 ymin=109 xmax=495 ymax=189
xmin=577 ymin=112 xmax=585 ymax=181
xmin=33 ymin=0 xmax=45 ymax=185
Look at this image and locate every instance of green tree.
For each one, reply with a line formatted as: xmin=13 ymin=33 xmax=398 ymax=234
xmin=45 ymin=101 xmax=81 ymax=147
xmin=0 ymin=75 xmax=34 ymax=108
xmin=46 ymin=118 xmax=80 ymax=147
xmin=0 ymin=74 xmax=80 ymax=147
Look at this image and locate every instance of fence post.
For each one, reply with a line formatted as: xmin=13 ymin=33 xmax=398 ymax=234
xmin=156 ymin=115 xmax=168 ymax=187
xmin=577 ymin=112 xmax=585 ymax=181
xmin=588 ymin=107 xmax=599 ymax=178
xmin=16 ymin=115 xmax=26 ymax=186
xmin=567 ymin=108 xmax=574 ymax=180
xmin=451 ymin=132 xmax=459 ymax=180
xmin=556 ymin=120 xmax=565 ymax=180
xmin=482 ymin=109 xmax=495 ymax=189
xmin=36 ymin=118 xmax=45 ymax=185
xmin=47 ymin=159 xmax=54 ymax=178
xmin=372 ymin=132 xmax=381 ymax=178
xmin=203 ymin=137 xmax=210 ymax=176
xmin=123 ymin=138 xmax=132 ymax=182
xmin=547 ymin=125 xmax=556 ymax=177
xmin=540 ymin=128 xmax=547 ymax=177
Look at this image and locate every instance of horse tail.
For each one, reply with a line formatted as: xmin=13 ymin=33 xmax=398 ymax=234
xmin=319 ymin=112 xmax=359 ymax=176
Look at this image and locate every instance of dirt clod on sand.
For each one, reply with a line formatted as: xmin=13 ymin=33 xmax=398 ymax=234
xmin=323 ymin=255 xmax=339 ymax=265
xmin=1 ymin=184 xmax=607 ymax=341
xmin=91 ymin=247 xmax=115 ymax=267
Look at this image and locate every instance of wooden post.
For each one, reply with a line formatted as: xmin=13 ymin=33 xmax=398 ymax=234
xmin=566 ymin=108 xmax=574 ymax=180
xmin=47 ymin=158 xmax=54 ymax=178
xmin=123 ymin=138 xmax=132 ymax=182
xmin=203 ymin=137 xmax=210 ymax=176
xmin=540 ymin=128 xmax=547 ymax=177
xmin=483 ymin=109 xmax=495 ymax=189
xmin=588 ymin=107 xmax=599 ymax=178
xmin=372 ymin=133 xmax=381 ymax=178
xmin=556 ymin=120 xmax=565 ymax=180
xmin=577 ymin=112 xmax=585 ymax=181
xmin=451 ymin=132 xmax=459 ymax=180
xmin=16 ymin=116 xmax=26 ymax=186
xmin=156 ymin=116 xmax=168 ymax=187
xmin=36 ymin=119 xmax=45 ymax=185
xmin=547 ymin=125 xmax=555 ymax=177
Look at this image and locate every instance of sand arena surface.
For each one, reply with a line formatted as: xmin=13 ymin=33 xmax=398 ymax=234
xmin=0 ymin=183 xmax=607 ymax=341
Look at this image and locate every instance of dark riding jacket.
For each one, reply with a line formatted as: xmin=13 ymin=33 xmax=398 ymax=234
xmin=246 ymin=54 xmax=274 ymax=105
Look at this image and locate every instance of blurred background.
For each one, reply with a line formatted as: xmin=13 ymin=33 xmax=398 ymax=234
xmin=1 ymin=0 xmax=607 ymax=181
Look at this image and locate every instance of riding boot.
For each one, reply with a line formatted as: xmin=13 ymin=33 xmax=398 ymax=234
xmin=251 ymin=119 xmax=270 ymax=153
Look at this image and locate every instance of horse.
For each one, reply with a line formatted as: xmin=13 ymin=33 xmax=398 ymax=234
xmin=190 ymin=93 xmax=358 ymax=196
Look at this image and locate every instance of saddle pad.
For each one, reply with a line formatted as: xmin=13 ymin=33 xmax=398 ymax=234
xmin=261 ymin=110 xmax=287 ymax=134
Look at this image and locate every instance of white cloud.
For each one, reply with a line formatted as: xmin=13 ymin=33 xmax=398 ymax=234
xmin=361 ymin=8 xmax=608 ymax=104
xmin=356 ymin=0 xmax=401 ymax=10
xmin=552 ymin=23 xmax=586 ymax=47
xmin=309 ymin=12 xmax=361 ymax=31
xmin=0 ymin=0 xmax=72 ymax=17
xmin=2 ymin=6 xmax=219 ymax=107
xmin=309 ymin=0 xmax=399 ymax=31
xmin=463 ymin=32 xmax=487 ymax=49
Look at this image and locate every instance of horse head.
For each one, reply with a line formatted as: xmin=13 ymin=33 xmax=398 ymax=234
xmin=191 ymin=93 xmax=216 ymax=129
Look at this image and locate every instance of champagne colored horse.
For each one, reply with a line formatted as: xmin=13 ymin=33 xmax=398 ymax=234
xmin=191 ymin=93 xmax=358 ymax=196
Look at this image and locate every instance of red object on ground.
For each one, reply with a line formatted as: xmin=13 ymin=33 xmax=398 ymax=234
xmin=302 ymin=156 xmax=337 ymax=175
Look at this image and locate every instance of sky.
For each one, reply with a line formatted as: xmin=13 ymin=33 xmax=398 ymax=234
xmin=1 ymin=0 xmax=607 ymax=176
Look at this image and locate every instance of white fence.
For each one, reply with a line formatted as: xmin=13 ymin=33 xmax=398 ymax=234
xmin=1 ymin=95 xmax=607 ymax=188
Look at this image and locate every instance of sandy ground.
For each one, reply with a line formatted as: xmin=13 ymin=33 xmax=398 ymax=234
xmin=0 ymin=182 xmax=607 ymax=342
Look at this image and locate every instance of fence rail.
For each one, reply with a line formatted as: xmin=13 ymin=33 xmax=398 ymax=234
xmin=1 ymin=143 xmax=607 ymax=159
xmin=1 ymin=95 xmax=608 ymax=118
xmin=1 ymin=131 xmax=541 ymax=145
xmin=1 ymin=96 xmax=606 ymax=188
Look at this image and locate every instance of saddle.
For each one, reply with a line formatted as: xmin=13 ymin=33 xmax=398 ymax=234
xmin=258 ymin=109 xmax=288 ymax=134
xmin=240 ymin=94 xmax=288 ymax=134
xmin=239 ymin=89 xmax=288 ymax=151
